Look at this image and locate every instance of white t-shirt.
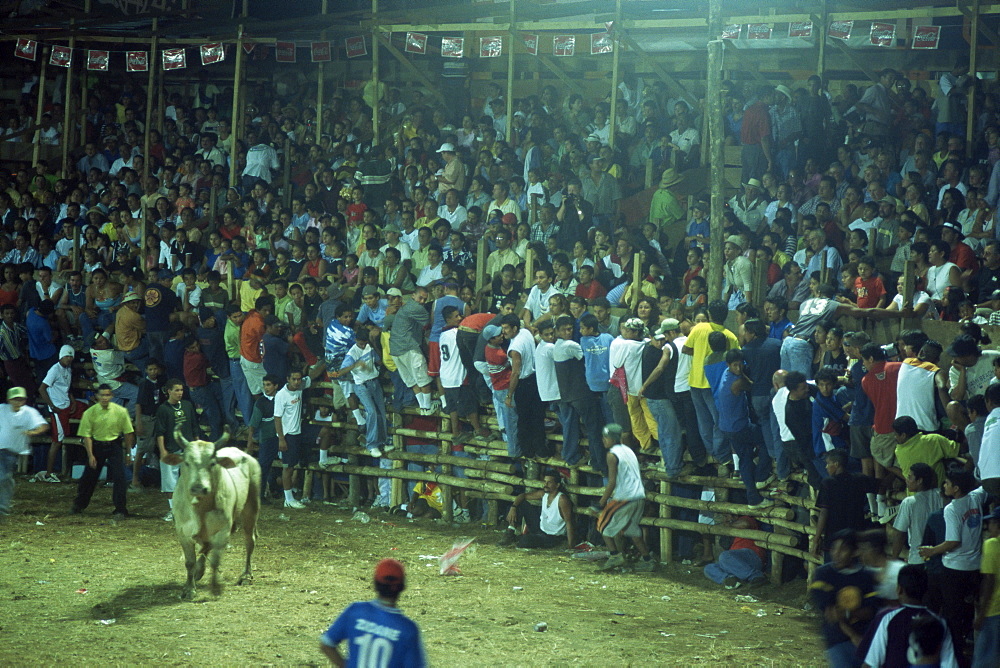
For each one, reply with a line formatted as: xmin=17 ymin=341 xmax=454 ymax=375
xmin=979 ymin=407 xmax=1000 ymax=480
xmin=175 ymin=283 xmax=202 ymax=309
xmin=891 ymin=291 xmax=939 ymax=320
xmin=893 ymin=489 xmax=945 ymax=564
xmin=610 ymin=443 xmax=645 ymax=501
xmin=772 ymin=387 xmax=792 ymax=442
xmin=273 ymin=376 xmax=312 ymax=437
xmin=672 ymin=335 xmax=693 ymax=393
xmin=437 ymin=328 xmax=466 ymax=389
xmin=609 ymin=337 xmax=646 ymax=396
xmin=948 ymin=350 xmax=1000 ymax=400
xmin=508 ymin=328 xmax=536 ymax=379
xmin=0 ymin=403 xmax=47 ymax=455
xmin=343 ymin=344 xmax=379 ymax=385
xmin=534 ymin=340 xmax=560 ymax=402
xmin=868 ymin=560 xmax=906 ymax=601
xmin=523 ymin=284 xmax=560 ymax=321
xmin=42 ymin=361 xmax=73 ymax=410
xmin=942 ymin=486 xmax=987 ymax=571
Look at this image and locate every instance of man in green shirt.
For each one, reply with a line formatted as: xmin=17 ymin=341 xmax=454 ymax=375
xmin=648 ymin=168 xmax=686 ymax=247
xmin=890 ymin=416 xmax=961 ymax=492
xmin=71 ymin=384 xmax=135 ymax=519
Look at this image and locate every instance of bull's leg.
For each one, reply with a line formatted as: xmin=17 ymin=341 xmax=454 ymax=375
xmin=207 ymin=544 xmax=224 ymax=596
xmin=180 ymin=540 xmax=198 ymax=600
xmin=193 ymin=546 xmax=207 ymax=582
xmin=237 ymin=502 xmax=259 ymax=586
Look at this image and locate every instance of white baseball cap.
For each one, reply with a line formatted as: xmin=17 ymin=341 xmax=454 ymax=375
xmin=436 ymin=143 xmax=456 ymax=153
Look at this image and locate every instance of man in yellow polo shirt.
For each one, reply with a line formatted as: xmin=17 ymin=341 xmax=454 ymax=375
xmin=71 ymin=384 xmax=135 ymax=519
xmin=890 ymin=416 xmax=960 ymax=492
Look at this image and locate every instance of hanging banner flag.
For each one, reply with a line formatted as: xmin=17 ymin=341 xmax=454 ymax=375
xmin=49 ymin=45 xmax=72 ymax=68
xmin=912 ymin=25 xmax=941 ymax=50
xmin=311 ymin=41 xmax=332 ymax=62
xmin=828 ymin=20 xmax=854 ymax=40
xmin=14 ymin=38 xmax=37 ymax=61
xmin=522 ymin=34 xmax=538 ymax=56
xmin=441 ymin=37 xmax=464 ymax=58
xmin=480 ymin=36 xmax=502 ymax=58
xmin=200 ymin=42 xmax=225 ymax=65
xmin=242 ymin=41 xmax=256 ymax=55
xmin=721 ymin=24 xmax=741 ymax=39
xmin=405 ymin=32 xmax=428 ymax=55
xmin=126 ymin=51 xmax=149 ymax=72
xmin=162 ymin=48 xmax=187 ymax=71
xmin=870 ymin=22 xmax=896 ymax=47
xmin=275 ymin=41 xmax=296 ymax=63
xmin=590 ymin=32 xmax=613 ymax=54
xmin=345 ymin=36 xmax=367 ymax=58
xmin=747 ymin=23 xmax=772 ymax=40
xmin=553 ymin=35 xmax=575 ymax=57
xmin=788 ymin=22 xmax=813 ymax=38
xmin=86 ymin=50 xmax=109 ymax=71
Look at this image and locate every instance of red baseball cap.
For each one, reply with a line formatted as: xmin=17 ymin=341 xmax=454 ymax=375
xmin=374 ymin=558 xmax=406 ymax=586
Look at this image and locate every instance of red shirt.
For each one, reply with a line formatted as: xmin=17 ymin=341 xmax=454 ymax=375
xmin=459 ymin=312 xmax=495 ymax=332
xmin=861 ymin=360 xmax=901 ymax=434
xmin=575 ymin=280 xmax=607 ymax=301
xmin=183 ymin=350 xmax=209 ymax=388
xmin=740 ymin=101 xmax=771 ymax=146
xmin=346 ymin=202 xmax=368 ymax=226
xmin=950 ymin=242 xmax=979 ymax=274
xmin=729 ymin=516 xmax=765 ymax=561
xmin=239 ymin=310 xmax=266 ymax=363
xmin=854 ymin=276 xmax=886 ymax=308
xmin=483 ymin=344 xmax=511 ymax=391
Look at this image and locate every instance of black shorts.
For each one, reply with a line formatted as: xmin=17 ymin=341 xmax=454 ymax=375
xmin=444 ymin=386 xmax=475 ymax=417
xmin=281 ymin=432 xmax=305 ymax=468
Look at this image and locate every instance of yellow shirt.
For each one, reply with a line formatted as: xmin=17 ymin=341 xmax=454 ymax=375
xmin=239 ymin=281 xmax=264 ymax=313
xmin=78 ymin=402 xmax=134 ymax=441
xmin=895 ymin=434 xmax=959 ymax=493
xmin=983 ymin=537 xmax=1000 ymax=617
xmin=686 ymin=322 xmax=739 ymax=389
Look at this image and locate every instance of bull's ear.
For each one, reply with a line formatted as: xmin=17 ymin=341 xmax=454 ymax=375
xmin=174 ymin=430 xmax=189 ymax=449
xmin=215 ymin=456 xmax=238 ymax=469
xmin=162 ymin=453 xmax=183 ymax=466
xmin=213 ymin=428 xmax=231 ymax=451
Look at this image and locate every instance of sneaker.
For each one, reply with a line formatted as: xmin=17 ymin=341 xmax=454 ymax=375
xmin=879 ymin=506 xmax=899 ymax=525
xmin=634 ymin=557 xmax=657 ymax=573
xmin=162 ymin=511 xmax=174 ymax=522
xmin=599 ymin=553 xmax=626 ymax=571
xmin=747 ymin=575 xmax=768 ymax=589
xmin=455 ymin=510 xmax=470 ymax=524
xmin=755 ymin=474 xmax=777 ymax=490
xmin=111 ymin=511 xmax=129 ymax=520
xmin=284 ymin=498 xmax=306 ymax=509
xmin=368 ymin=447 xmax=383 ymax=458
xmin=127 ymin=485 xmax=143 ymax=494
xmin=427 ymin=400 xmax=441 ymax=415
xmin=29 ymin=472 xmax=46 ymax=483
xmin=749 ymin=499 xmax=775 ymax=510
xmin=45 ymin=473 xmax=61 ymax=483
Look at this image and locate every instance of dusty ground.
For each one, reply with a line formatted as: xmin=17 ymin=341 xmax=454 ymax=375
xmin=0 ymin=480 xmax=825 ymax=666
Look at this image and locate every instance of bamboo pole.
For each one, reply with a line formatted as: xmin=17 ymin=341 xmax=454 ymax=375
xmin=61 ymin=22 xmax=76 ymax=176
xmin=72 ymin=225 xmax=80 ymax=271
xmin=389 ymin=410 xmax=404 ymax=507
xmin=967 ymin=0 xmax=980 ymax=160
xmin=608 ymin=0 xmax=621 ymax=150
xmin=505 ymin=0 xmax=515 ymax=144
xmin=371 ymin=0 xmax=380 ymax=146
xmin=439 ymin=415 xmax=453 ymax=523
xmin=32 ymin=48 xmax=50 ymax=167
xmin=229 ymin=23 xmax=245 ymax=189
xmin=636 ymin=515 xmax=799 ymax=548
xmin=659 ymin=480 xmax=672 ymax=563
xmin=348 ymin=454 xmax=361 ymax=506
xmin=816 ymin=0 xmax=828 ymax=81
xmin=645 ymin=491 xmax=795 ymax=521
xmin=144 ymin=18 xmax=158 ymax=183
xmin=316 ymin=0 xmax=328 ymax=145
xmin=475 ymin=236 xmax=487 ymax=294
xmin=706 ymin=37 xmax=725 ymax=302
xmin=383 ymin=450 xmax=515 ymax=473
xmin=316 ymin=462 xmax=514 ymax=495
xmin=523 ymin=247 xmax=534 ymax=290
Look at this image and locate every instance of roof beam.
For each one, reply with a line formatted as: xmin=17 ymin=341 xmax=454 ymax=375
xmin=375 ymin=32 xmax=448 ymax=106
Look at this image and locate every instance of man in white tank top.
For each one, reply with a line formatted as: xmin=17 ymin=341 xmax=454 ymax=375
xmin=597 ymin=424 xmax=656 ymax=572
xmin=499 ymin=470 xmax=576 ymax=549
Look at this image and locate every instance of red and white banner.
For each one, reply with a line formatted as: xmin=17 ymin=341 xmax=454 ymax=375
xmin=828 ymin=20 xmax=854 ymax=40
xmin=479 ymin=36 xmax=502 ymax=58
xmin=200 ymin=42 xmax=225 ymax=65
xmin=441 ymin=37 xmax=464 ymax=58
xmin=275 ymin=41 xmax=296 ymax=63
xmin=344 ymin=35 xmax=368 ymax=58
xmin=912 ymin=25 xmax=941 ymax=50
xmin=345 ymin=36 xmax=367 ymax=58
xmin=126 ymin=51 xmax=148 ymax=72
xmin=590 ymin=32 xmax=613 ymax=54
xmin=553 ymin=35 xmax=575 ymax=57
xmin=747 ymin=23 xmax=772 ymax=40
xmin=15 ymin=38 xmax=37 ymax=61
xmin=788 ymin=22 xmax=813 ymax=38
xmin=49 ymin=45 xmax=72 ymax=68
xmin=870 ymin=22 xmax=896 ymax=47
xmin=522 ymin=34 xmax=538 ymax=56
xmin=405 ymin=32 xmax=427 ymax=55
xmin=721 ymin=24 xmax=741 ymax=39
xmin=86 ymin=50 xmax=109 ymax=71
xmin=162 ymin=48 xmax=186 ymax=70
xmin=311 ymin=41 xmax=331 ymax=62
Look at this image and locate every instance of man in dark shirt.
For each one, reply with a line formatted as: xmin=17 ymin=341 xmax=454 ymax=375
xmin=975 ymin=239 xmax=1000 ymax=304
xmin=153 ymin=378 xmax=198 ymax=521
xmin=262 ymin=315 xmax=291 ymax=384
xmin=813 ymin=449 xmax=877 ymax=558
xmin=143 ymin=269 xmax=180 ymax=363
xmin=740 ymin=318 xmax=784 ymax=484
xmin=131 ymin=359 xmax=164 ymax=491
xmin=782 ymin=370 xmax=823 ymax=490
xmin=196 ymin=307 xmax=236 ymax=432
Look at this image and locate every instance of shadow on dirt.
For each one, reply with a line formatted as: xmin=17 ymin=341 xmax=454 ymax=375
xmin=85 ymin=582 xmax=192 ymax=622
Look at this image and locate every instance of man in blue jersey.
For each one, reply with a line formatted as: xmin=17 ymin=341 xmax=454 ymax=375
xmin=320 ymin=559 xmax=426 ymax=667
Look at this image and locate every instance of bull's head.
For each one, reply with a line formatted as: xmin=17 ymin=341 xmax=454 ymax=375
xmin=163 ymin=430 xmax=236 ymax=499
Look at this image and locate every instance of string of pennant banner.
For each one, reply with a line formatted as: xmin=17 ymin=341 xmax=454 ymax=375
xmin=7 ymin=19 xmax=942 ymax=72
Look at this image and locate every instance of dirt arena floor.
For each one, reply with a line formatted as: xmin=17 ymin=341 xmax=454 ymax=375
xmin=0 ymin=480 xmax=825 ymax=666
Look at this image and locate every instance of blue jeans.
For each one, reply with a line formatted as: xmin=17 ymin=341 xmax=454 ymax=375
xmin=973 ymin=614 xmax=1000 ymax=668
xmin=780 ymin=336 xmax=813 ymax=378
xmin=825 ymin=640 xmax=861 ymax=668
xmin=123 ymin=337 xmax=149 ymax=377
xmin=354 ymin=378 xmax=388 ymax=451
xmin=146 ymin=330 xmax=169 ymax=366
xmin=80 ymin=310 xmax=114 ymax=340
xmin=559 ymin=393 xmax=604 ymax=470
xmin=218 ymin=374 xmax=239 ymax=429
xmin=0 ymin=449 xmax=18 ymax=516
xmin=189 ymin=382 xmax=225 ymax=441
xmin=389 ymin=370 xmax=417 ymax=412
xmin=690 ymin=386 xmax=726 ymax=463
xmin=230 ymin=359 xmax=253 ymax=428
xmin=646 ymin=397 xmax=684 ymax=476
xmin=493 ymin=388 xmax=519 ymax=457
xmin=558 ymin=401 xmax=581 ymax=465
xmin=724 ymin=425 xmax=770 ymax=505
xmin=703 ymin=548 xmax=764 ymax=584
xmin=753 ymin=394 xmax=789 ymax=480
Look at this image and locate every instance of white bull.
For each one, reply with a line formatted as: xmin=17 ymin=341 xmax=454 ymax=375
xmin=162 ymin=431 xmax=262 ymax=599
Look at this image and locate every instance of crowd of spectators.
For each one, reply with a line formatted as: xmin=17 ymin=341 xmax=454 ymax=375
xmin=2 ymin=58 xmax=1000 ymax=666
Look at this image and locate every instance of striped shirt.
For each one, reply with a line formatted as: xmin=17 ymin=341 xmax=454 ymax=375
xmin=858 ymin=604 xmax=957 ymax=668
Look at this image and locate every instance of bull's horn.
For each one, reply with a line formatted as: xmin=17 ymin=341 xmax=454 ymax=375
xmin=213 ymin=428 xmax=231 ymax=450
xmin=174 ymin=430 xmax=189 ymax=448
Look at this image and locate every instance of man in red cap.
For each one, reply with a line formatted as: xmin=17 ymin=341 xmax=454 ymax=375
xmin=320 ymin=559 xmax=426 ymax=667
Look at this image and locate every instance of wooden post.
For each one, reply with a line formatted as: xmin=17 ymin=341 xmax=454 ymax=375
xmin=61 ymin=21 xmax=76 ymax=176
xmin=505 ymin=0 xmax=515 ymax=144
xmin=72 ymin=225 xmax=80 ymax=271
xmin=816 ymin=0 xmax=828 ymax=81
xmin=371 ymin=0 xmax=380 ymax=145
xmin=439 ymin=415 xmax=454 ymax=523
xmin=144 ymin=18 xmax=158 ymax=183
xmin=475 ymin=236 xmax=487 ymax=293
xmin=229 ymin=24 xmax=245 ymax=189
xmin=32 ymin=48 xmax=50 ymax=167
xmin=967 ymin=0 xmax=980 ymax=160
xmin=348 ymin=454 xmax=361 ymax=507
xmin=523 ymin=247 xmax=534 ymax=290
xmin=706 ymin=39 xmax=725 ymax=302
xmin=389 ymin=408 xmax=405 ymax=508
xmin=226 ymin=261 xmax=235 ymax=302
xmin=608 ymin=0 xmax=622 ymax=150
xmin=316 ymin=0 xmax=328 ymax=145
xmin=80 ymin=0 xmax=91 ymax=145
xmin=209 ymin=184 xmax=218 ymax=228
xmin=282 ymin=140 xmax=292 ymax=207
xmin=659 ymin=480 xmax=672 ymax=563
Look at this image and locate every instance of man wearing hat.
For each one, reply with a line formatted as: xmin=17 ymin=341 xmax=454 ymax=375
xmin=740 ymin=85 xmax=775 ymax=184
xmin=770 ymin=84 xmax=802 ymax=179
xmin=116 ymin=292 xmax=148 ymax=372
xmin=320 ymin=558 xmax=426 ymax=666
xmin=33 ymin=345 xmax=87 ymax=483
xmin=649 ymin=168 xmax=685 ymax=242
xmin=723 ymin=235 xmax=754 ymax=309
xmin=0 ymin=387 xmax=49 ymax=518
xmin=728 ymin=178 xmax=768 ymax=233
xmin=435 ymin=142 xmax=465 ymax=199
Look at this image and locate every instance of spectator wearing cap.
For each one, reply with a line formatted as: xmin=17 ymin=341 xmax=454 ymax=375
xmin=610 ymin=317 xmax=655 ymax=451
xmin=435 ymin=143 xmax=465 ymax=199
xmin=357 ymin=285 xmax=388 ymax=330
xmin=0 ymin=387 xmax=48 ymax=517
xmin=115 ymin=292 xmax=148 ymax=372
xmin=144 ymin=269 xmax=180 ymax=363
xmin=723 ymin=235 xmax=754 ymax=309
xmin=769 ymin=84 xmax=802 ymax=179
xmin=940 ymin=221 xmax=979 ymax=277
xmin=581 ymin=156 xmax=622 ymax=231
xmin=34 ymin=345 xmax=87 ymax=483
xmin=319 ymin=558 xmax=426 ymax=667
xmin=728 ymin=178 xmax=769 ymax=234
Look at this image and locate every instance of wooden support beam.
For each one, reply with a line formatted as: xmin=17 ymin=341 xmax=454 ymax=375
xmin=370 ymin=0 xmax=379 ymax=146
xmin=32 ymin=49 xmax=49 ymax=166
xmin=61 ymin=25 xmax=76 ymax=176
xmin=608 ymin=0 xmax=622 ymax=150
xmin=829 ymin=39 xmax=879 ymax=83
xmin=376 ymin=32 xmax=448 ymax=106
xmin=506 ymin=0 xmax=515 ymax=144
xmin=316 ymin=0 xmax=328 ymax=145
xmin=706 ymin=23 xmax=725 ymax=303
xmin=616 ymin=31 xmax=699 ymax=110
xmin=229 ymin=24 xmax=245 ymax=189
xmin=959 ymin=0 xmax=1000 ymax=45
xmin=143 ymin=17 xmax=158 ymax=183
xmin=536 ymin=55 xmax=585 ymax=98
xmin=967 ymin=0 xmax=981 ymax=159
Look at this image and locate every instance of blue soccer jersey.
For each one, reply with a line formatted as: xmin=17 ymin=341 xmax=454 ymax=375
xmin=321 ymin=600 xmax=426 ymax=668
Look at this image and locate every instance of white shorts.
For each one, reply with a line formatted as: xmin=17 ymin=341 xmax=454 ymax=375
xmin=392 ymin=350 xmax=431 ymax=389
xmin=160 ymin=461 xmax=181 ymax=493
xmin=240 ymin=357 xmax=266 ymax=395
